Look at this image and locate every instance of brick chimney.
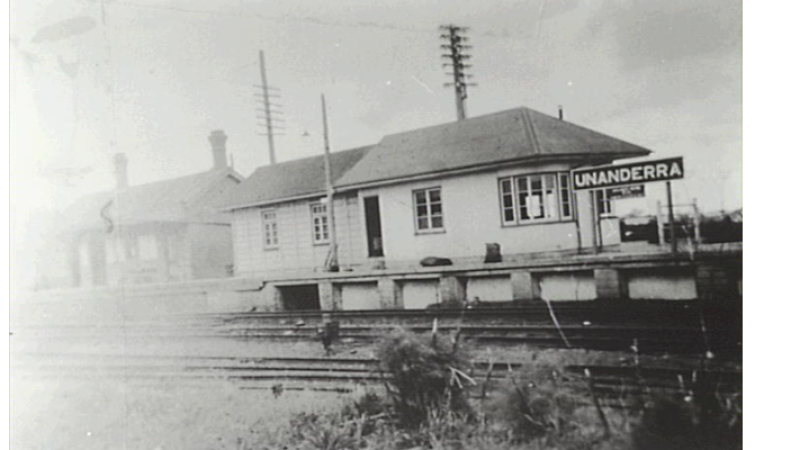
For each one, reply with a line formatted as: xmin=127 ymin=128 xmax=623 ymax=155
xmin=208 ymin=130 xmax=228 ymax=170
xmin=113 ymin=153 xmax=128 ymax=189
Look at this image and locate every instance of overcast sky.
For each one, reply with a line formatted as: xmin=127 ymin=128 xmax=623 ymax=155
xmin=11 ymin=0 xmax=742 ymax=219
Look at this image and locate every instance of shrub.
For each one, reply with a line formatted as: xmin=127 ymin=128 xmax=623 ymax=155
xmin=493 ymin=354 xmax=581 ymax=441
xmin=488 ymin=350 xmax=631 ymax=449
xmin=376 ymin=327 xmax=472 ymax=428
xmin=288 ymin=412 xmax=358 ymax=450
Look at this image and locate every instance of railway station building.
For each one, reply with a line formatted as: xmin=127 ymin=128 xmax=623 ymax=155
xmin=58 ymin=130 xmax=243 ymax=287
xmin=220 ymin=107 xmax=732 ymax=311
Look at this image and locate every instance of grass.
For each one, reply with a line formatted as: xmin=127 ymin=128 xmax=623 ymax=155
xmin=11 ymin=327 xmax=742 ymax=450
xmin=10 ymin=377 xmax=361 ymax=450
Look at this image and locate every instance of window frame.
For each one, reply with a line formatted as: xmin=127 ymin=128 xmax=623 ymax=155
xmin=498 ymin=172 xmax=574 ymax=226
xmin=310 ymin=202 xmax=330 ymax=245
xmin=412 ymin=187 xmax=445 ymax=234
xmin=595 ymin=189 xmax=614 ymax=218
xmin=261 ymin=208 xmax=279 ymax=249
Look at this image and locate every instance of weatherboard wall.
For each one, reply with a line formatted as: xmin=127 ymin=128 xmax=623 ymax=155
xmin=231 ymin=195 xmax=365 ymax=277
xmin=360 ymin=164 xmax=620 ymax=265
xmin=229 ymin=162 xmax=626 ymax=278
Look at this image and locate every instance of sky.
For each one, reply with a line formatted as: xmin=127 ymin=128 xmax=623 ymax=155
xmin=10 ymin=0 xmax=742 ymax=222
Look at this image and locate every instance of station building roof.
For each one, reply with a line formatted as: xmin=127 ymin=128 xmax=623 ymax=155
xmin=62 ymin=168 xmax=242 ymax=231
xmin=221 ymin=107 xmax=651 ymax=211
xmin=219 ymin=146 xmax=372 ymax=210
xmin=336 ymin=107 xmax=651 ymax=188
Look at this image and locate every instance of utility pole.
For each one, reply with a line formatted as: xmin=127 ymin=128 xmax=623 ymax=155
xmin=440 ymin=25 xmax=475 ymax=120
xmin=321 ymin=94 xmax=338 ymax=272
xmin=255 ymin=50 xmax=284 ymax=164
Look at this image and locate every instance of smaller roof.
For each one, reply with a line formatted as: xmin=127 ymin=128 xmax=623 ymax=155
xmin=220 ymin=146 xmax=371 ymax=210
xmin=62 ymin=168 xmax=241 ymax=231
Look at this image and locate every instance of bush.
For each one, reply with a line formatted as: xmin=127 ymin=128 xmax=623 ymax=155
xmin=288 ymin=412 xmax=359 ymax=450
xmin=376 ymin=327 xmax=472 ymax=428
xmin=492 ymin=352 xmax=583 ymax=441
xmin=487 ymin=350 xmax=635 ymax=450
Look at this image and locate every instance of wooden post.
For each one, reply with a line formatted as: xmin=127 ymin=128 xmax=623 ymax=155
xmin=656 ymin=200 xmax=664 ymax=246
xmin=666 ymin=181 xmax=677 ymax=254
xmin=321 ymin=95 xmax=338 ymax=271
xmin=692 ymin=198 xmax=702 ymax=246
xmin=259 ymin=50 xmax=277 ymax=165
xmin=589 ymin=190 xmax=600 ymax=253
xmin=570 ymin=174 xmax=582 ymax=253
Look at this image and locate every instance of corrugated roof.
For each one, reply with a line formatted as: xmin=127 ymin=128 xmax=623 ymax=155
xmin=220 ymin=146 xmax=372 ymax=210
xmin=62 ymin=169 xmax=241 ymax=231
xmin=336 ymin=107 xmax=651 ymax=187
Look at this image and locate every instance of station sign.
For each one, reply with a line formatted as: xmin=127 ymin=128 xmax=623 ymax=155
xmin=572 ymin=157 xmax=684 ymax=190
xmin=607 ymin=184 xmax=645 ymax=200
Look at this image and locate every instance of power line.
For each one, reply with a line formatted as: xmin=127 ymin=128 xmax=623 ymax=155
xmin=440 ymin=25 xmax=476 ymax=121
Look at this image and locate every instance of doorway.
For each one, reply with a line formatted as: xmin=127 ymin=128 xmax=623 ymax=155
xmin=364 ymin=196 xmax=384 ymax=257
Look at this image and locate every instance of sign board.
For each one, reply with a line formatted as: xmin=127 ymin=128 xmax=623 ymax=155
xmin=572 ymin=157 xmax=684 ymax=190
xmin=607 ymin=184 xmax=645 ymax=200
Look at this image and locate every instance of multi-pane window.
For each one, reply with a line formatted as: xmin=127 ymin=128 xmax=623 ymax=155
xmin=262 ymin=209 xmax=279 ymax=248
xmin=558 ymin=173 xmax=573 ymax=219
xmin=596 ymin=189 xmax=613 ymax=217
xmin=499 ymin=172 xmax=573 ymax=225
xmin=413 ymin=187 xmax=444 ymax=232
xmin=310 ymin=203 xmax=330 ymax=243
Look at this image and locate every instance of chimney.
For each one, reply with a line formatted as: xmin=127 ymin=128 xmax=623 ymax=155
xmin=208 ymin=129 xmax=228 ymax=170
xmin=113 ymin=153 xmax=128 ymax=189
xmin=558 ymin=105 xmax=564 ymax=121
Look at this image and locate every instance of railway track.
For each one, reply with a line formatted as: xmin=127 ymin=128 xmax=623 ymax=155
xmin=11 ymin=350 xmax=741 ymax=401
xmin=11 ymin=301 xmax=741 ymax=402
xmin=12 ymin=301 xmax=742 ymax=357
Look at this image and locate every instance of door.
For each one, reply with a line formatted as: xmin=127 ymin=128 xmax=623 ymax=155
xmin=364 ymin=196 xmax=384 ymax=257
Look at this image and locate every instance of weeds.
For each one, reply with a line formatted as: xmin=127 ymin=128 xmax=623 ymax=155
xmin=376 ymin=327 xmax=472 ymax=428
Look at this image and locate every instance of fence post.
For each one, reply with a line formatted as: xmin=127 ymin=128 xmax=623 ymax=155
xmin=693 ymin=198 xmax=702 ymax=247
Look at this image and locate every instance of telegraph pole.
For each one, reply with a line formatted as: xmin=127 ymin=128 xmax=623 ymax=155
xmin=255 ymin=50 xmax=284 ymax=164
xmin=440 ymin=25 xmax=475 ymax=120
xmin=321 ymin=94 xmax=338 ymax=272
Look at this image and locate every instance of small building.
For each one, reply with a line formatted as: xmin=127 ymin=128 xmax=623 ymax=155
xmin=221 ymin=108 xmax=653 ymax=309
xmin=61 ymin=130 xmax=243 ymax=288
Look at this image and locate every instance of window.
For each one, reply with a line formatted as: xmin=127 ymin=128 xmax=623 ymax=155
xmin=124 ymin=235 xmax=138 ymax=259
xmin=310 ymin=203 xmax=329 ymax=244
xmin=596 ymin=189 xmax=614 ymax=217
xmin=558 ymin=173 xmax=573 ymax=219
xmin=261 ymin=209 xmax=279 ymax=248
xmin=138 ymin=235 xmax=158 ymax=260
xmin=413 ymin=187 xmax=444 ymax=232
xmin=499 ymin=172 xmax=573 ymax=225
